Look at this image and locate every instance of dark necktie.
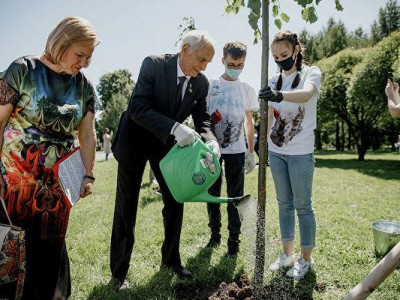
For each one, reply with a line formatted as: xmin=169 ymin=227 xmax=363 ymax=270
xmin=175 ymin=76 xmax=186 ymax=112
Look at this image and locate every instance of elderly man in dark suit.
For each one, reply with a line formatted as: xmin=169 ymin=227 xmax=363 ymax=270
xmin=110 ymin=30 xmax=220 ymax=289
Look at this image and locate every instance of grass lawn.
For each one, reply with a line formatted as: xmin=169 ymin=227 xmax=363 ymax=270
xmin=66 ymin=150 xmax=400 ymax=299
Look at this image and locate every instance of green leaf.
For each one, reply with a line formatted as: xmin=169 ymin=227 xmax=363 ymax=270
xmin=225 ymin=5 xmax=233 ymax=14
xmin=295 ymin=0 xmax=313 ymax=8
xmin=248 ymin=0 xmax=261 ymax=15
xmin=272 ymin=4 xmax=279 ymax=17
xmin=280 ymin=12 xmax=290 ymax=23
xmin=274 ymin=18 xmax=282 ymax=29
xmin=302 ymin=6 xmax=318 ymax=23
xmin=248 ymin=11 xmax=260 ymax=31
xmin=253 ymin=29 xmax=261 ymax=45
xmin=225 ymin=0 xmax=245 ymax=15
xmin=335 ymin=0 xmax=344 ymax=11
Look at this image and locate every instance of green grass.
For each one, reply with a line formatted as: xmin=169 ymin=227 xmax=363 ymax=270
xmin=66 ymin=150 xmax=400 ymax=299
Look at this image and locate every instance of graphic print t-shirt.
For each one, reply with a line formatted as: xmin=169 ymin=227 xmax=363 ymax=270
xmin=207 ymin=77 xmax=259 ymax=154
xmin=268 ymin=65 xmax=321 ymax=155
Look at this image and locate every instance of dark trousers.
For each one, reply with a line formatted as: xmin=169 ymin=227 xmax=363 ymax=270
xmin=110 ymin=152 xmax=184 ymax=282
xmin=23 ymin=237 xmax=70 ymax=300
xmin=207 ymin=153 xmax=245 ymax=240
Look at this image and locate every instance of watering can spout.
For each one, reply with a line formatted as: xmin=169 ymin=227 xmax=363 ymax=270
xmin=227 ymin=195 xmax=251 ymax=207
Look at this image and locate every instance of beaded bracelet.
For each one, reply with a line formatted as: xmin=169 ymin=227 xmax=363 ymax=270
xmin=83 ymin=175 xmax=95 ymax=181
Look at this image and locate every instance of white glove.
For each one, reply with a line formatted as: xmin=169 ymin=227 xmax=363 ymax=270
xmin=204 ymin=140 xmax=221 ymax=174
xmin=172 ymin=123 xmax=200 ymax=147
xmin=245 ymin=152 xmax=256 ymax=174
xmin=205 ymin=140 xmax=221 ymax=159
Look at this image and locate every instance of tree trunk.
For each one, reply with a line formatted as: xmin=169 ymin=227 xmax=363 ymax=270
xmin=315 ymin=128 xmax=322 ymax=150
xmin=341 ymin=119 xmax=345 ymax=151
xmin=357 ymin=131 xmax=369 ymax=161
xmin=335 ymin=121 xmax=340 ymax=150
xmin=348 ymin=127 xmax=352 ymax=150
xmin=253 ymin=0 xmax=269 ymax=290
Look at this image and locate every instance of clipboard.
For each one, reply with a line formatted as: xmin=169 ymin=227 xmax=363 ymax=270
xmin=52 ymin=147 xmax=85 ymax=207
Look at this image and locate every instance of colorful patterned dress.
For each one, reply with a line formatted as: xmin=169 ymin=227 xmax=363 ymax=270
xmin=0 ymin=56 xmax=96 ymax=299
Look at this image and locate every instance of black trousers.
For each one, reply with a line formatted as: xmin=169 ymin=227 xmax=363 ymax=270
xmin=110 ymin=151 xmax=184 ymax=282
xmin=207 ymin=153 xmax=245 ymax=240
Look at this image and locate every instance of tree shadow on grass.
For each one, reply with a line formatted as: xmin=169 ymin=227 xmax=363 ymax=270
xmin=174 ymin=247 xmax=242 ymax=299
xmin=261 ymin=268 xmax=317 ymax=299
xmin=315 ymin=158 xmax=400 ymax=181
xmin=87 ymin=268 xmax=174 ymax=300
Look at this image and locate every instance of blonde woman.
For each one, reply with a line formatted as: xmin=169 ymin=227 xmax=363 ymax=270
xmin=0 ymin=16 xmax=99 ymax=299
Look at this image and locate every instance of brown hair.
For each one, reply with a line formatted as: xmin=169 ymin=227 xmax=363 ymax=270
xmin=272 ymin=30 xmax=304 ymax=91
xmin=223 ymin=41 xmax=247 ymax=59
xmin=44 ymin=16 xmax=100 ymax=65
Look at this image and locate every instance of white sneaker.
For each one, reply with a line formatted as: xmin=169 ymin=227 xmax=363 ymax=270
xmin=286 ymin=255 xmax=314 ymax=280
xmin=269 ymin=252 xmax=295 ymax=271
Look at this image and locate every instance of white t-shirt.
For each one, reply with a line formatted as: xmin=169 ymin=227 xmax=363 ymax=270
xmin=268 ymin=65 xmax=321 ymax=155
xmin=207 ymin=76 xmax=259 ymax=154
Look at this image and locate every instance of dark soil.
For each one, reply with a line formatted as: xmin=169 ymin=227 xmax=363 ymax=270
xmin=174 ymin=273 xmax=321 ymax=300
xmin=174 ymin=274 xmax=253 ymax=300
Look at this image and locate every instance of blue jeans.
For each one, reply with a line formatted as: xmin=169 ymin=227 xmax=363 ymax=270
xmin=268 ymin=151 xmax=316 ymax=249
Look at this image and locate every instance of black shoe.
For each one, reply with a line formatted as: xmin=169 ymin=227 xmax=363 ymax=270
xmin=109 ymin=276 xmax=130 ymax=291
xmin=162 ymin=264 xmax=192 ymax=279
xmin=227 ymin=238 xmax=240 ymax=258
xmin=205 ymin=234 xmax=221 ymax=248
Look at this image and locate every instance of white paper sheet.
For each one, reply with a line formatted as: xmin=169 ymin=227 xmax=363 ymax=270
xmin=58 ymin=149 xmax=85 ymax=206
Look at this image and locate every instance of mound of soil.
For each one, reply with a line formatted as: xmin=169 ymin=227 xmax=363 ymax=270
xmin=209 ymin=274 xmax=253 ymax=300
xmin=174 ymin=273 xmax=321 ymax=300
xmin=174 ymin=274 xmax=253 ymax=300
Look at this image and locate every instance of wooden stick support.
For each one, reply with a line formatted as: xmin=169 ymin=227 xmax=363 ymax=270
xmin=344 ymin=241 xmax=400 ymax=300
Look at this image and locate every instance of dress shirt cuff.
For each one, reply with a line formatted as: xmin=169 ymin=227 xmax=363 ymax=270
xmin=170 ymin=122 xmax=179 ymax=135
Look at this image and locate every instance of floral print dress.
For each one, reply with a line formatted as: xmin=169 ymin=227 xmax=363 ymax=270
xmin=0 ymin=56 xmax=95 ymax=299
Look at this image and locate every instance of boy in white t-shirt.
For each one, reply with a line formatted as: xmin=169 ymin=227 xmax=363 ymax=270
xmin=205 ymin=41 xmax=259 ymax=258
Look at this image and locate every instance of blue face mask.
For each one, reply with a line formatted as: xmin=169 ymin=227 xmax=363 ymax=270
xmin=224 ymin=62 xmax=243 ymax=80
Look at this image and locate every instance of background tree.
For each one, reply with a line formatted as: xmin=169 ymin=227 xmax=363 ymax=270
xmin=175 ymin=16 xmax=196 ymax=46
xmin=346 ymin=32 xmax=400 ymax=160
xmin=305 ymin=0 xmax=400 ymax=152
xmin=96 ymin=69 xmax=134 ymax=142
xmin=317 ymin=33 xmax=400 ymax=161
xmin=98 ymin=93 xmax=128 ymax=135
xmin=370 ymin=0 xmax=400 ymax=44
xmin=97 ymin=69 xmax=134 ymax=111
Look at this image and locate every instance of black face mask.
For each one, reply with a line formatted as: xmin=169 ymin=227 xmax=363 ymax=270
xmin=275 ymin=50 xmax=296 ymax=71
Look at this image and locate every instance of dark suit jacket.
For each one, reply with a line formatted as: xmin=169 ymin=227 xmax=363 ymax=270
xmin=112 ymin=53 xmax=216 ymax=166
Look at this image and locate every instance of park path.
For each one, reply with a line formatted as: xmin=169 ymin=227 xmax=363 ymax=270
xmin=95 ymin=151 xmax=114 ymax=161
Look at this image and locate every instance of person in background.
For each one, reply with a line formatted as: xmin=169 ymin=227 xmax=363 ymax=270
xmin=205 ymin=41 xmax=259 ymax=258
xmin=385 ymin=78 xmax=400 ymax=118
xmin=0 ymin=16 xmax=98 ymax=299
xmin=109 ymin=30 xmax=219 ymax=289
xmin=258 ymin=30 xmax=321 ymax=280
xmin=102 ymin=128 xmax=113 ymax=161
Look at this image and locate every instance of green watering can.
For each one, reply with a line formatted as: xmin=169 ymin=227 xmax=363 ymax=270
xmin=159 ymin=138 xmax=250 ymax=206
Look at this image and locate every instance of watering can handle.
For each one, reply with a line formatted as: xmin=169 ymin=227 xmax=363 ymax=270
xmin=169 ymin=138 xmax=221 ymax=175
